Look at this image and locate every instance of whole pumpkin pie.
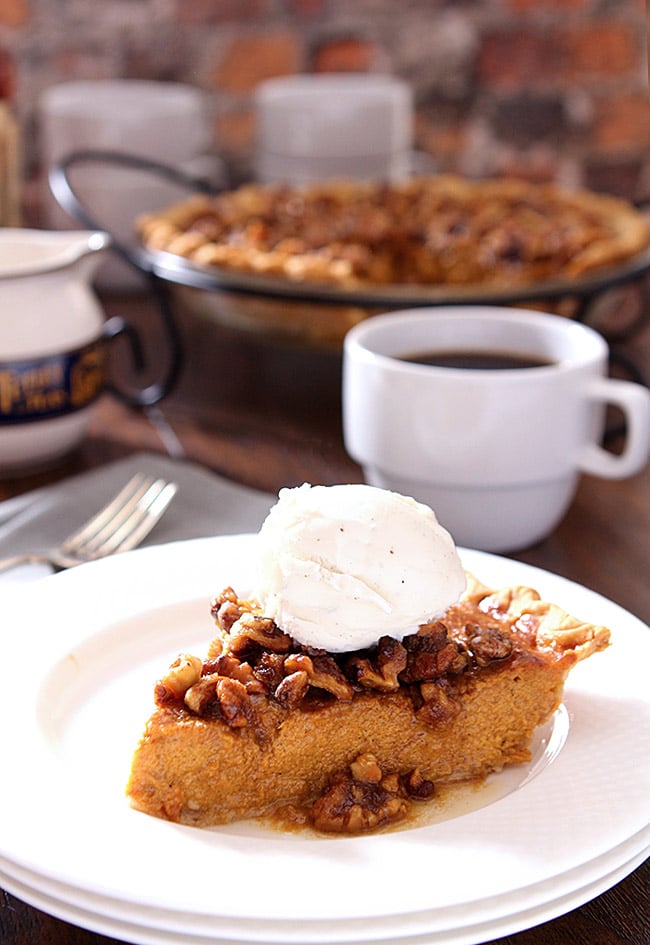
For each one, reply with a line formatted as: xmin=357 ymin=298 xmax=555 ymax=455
xmin=126 ymin=485 xmax=609 ymax=834
xmin=137 ymin=174 xmax=650 ymax=288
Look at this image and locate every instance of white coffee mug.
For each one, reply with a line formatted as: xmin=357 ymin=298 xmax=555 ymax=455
xmin=342 ymin=306 xmax=650 ymax=552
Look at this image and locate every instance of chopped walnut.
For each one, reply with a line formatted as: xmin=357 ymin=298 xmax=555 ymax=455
xmin=349 ymin=753 xmax=383 ymax=783
xmin=206 ymin=635 xmax=224 ymax=659
xmin=401 ymin=624 xmax=469 ymax=682
xmin=253 ymin=651 xmax=288 ymax=692
xmin=215 ymin=677 xmax=251 ymax=728
xmin=310 ymin=758 xmax=408 ymax=834
xmin=465 ymin=624 xmax=513 ymax=666
xmin=274 ymin=670 xmax=310 ymax=708
xmin=380 ymin=772 xmax=400 ymax=794
xmin=210 ymin=587 xmax=244 ymax=631
xmin=284 ymin=653 xmax=354 ymax=702
xmin=209 ymin=654 xmax=267 ymax=694
xmin=401 ymin=767 xmax=435 ymax=800
xmin=227 ymin=612 xmax=292 ymax=657
xmin=311 ymin=778 xmax=407 ymax=834
xmin=347 ymin=636 xmax=407 ymax=691
xmin=417 ymin=681 xmax=462 ymax=724
xmin=183 ymin=673 xmax=253 ymax=727
xmin=184 ymin=673 xmax=220 ymax=714
xmin=154 ymin=653 xmax=203 ymax=704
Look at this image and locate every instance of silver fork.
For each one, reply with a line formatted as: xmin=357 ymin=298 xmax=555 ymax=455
xmin=0 ymin=473 xmax=177 ymax=574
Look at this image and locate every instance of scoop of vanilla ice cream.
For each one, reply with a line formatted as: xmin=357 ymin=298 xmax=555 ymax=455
xmin=254 ymin=483 xmax=466 ymax=652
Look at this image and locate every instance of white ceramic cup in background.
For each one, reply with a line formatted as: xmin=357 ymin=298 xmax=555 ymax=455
xmin=342 ymin=306 xmax=650 ymax=552
xmin=254 ymin=74 xmax=414 ymax=184
xmin=39 ymin=79 xmax=224 ymax=291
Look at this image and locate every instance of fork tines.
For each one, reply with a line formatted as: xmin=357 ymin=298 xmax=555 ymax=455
xmin=62 ymin=473 xmax=178 ymax=561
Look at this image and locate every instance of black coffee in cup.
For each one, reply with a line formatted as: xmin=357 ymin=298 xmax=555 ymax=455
xmin=400 ymin=350 xmax=554 ymax=370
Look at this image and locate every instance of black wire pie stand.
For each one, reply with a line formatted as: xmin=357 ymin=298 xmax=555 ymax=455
xmin=50 ymin=150 xmax=650 ymax=402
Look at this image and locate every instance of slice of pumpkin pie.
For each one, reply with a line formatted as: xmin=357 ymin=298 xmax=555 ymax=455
xmin=126 ymin=484 xmax=609 ymax=834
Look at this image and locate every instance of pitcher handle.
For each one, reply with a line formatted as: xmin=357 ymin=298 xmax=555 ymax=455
xmin=49 ymin=150 xmax=216 ymax=407
xmin=99 ymin=275 xmax=184 ymax=407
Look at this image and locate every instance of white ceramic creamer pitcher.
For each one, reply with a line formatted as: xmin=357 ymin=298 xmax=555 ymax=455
xmin=0 ymin=228 xmax=111 ymax=473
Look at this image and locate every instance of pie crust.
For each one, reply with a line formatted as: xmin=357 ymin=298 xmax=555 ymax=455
xmin=126 ymin=572 xmax=610 ymax=834
xmin=136 ymin=175 xmax=650 ymax=290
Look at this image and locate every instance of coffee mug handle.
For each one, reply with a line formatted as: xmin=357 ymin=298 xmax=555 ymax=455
xmin=579 ymin=378 xmax=650 ymax=478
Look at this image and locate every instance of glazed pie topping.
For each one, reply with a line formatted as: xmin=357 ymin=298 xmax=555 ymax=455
xmin=137 ymin=175 xmax=650 ymax=289
xmin=154 ymin=584 xmax=520 ymax=723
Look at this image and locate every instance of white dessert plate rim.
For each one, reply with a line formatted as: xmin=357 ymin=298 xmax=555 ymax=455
xmin=1 ymin=842 xmax=647 ymax=945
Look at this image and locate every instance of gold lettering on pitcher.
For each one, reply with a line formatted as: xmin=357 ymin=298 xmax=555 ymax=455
xmin=70 ymin=346 xmax=105 ymax=408
xmin=0 ymin=362 xmax=64 ymax=412
xmin=0 ymin=343 xmax=105 ymax=422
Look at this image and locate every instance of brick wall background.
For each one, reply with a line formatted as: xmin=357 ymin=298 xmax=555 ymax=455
xmin=1 ymin=0 xmax=649 ymax=221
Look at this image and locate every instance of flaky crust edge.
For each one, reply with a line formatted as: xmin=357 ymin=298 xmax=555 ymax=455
xmin=462 ymin=571 xmax=611 ymax=664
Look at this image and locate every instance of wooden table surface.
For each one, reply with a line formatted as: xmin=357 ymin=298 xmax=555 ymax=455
xmin=1 ymin=288 xmax=648 ymax=945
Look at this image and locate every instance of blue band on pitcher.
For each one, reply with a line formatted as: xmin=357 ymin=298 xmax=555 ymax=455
xmin=0 ymin=341 xmax=105 ymax=425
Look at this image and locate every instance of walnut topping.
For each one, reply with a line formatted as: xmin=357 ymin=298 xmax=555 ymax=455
xmin=274 ymin=670 xmax=310 ymax=708
xmin=152 ymin=586 xmax=538 ymax=722
xmin=347 ymin=636 xmax=407 ymax=691
xmin=208 ymin=654 xmax=267 ymax=694
xmin=137 ymin=177 xmax=650 ymax=292
xmin=210 ymin=586 xmax=244 ymax=631
xmin=465 ymin=624 xmax=514 ymax=666
xmin=154 ymin=653 xmax=203 ymax=704
xmin=226 ymin=612 xmax=293 ymax=658
xmin=183 ymin=673 xmax=253 ymax=727
xmin=401 ymin=623 xmax=469 ymax=682
xmin=184 ymin=673 xmax=220 ymax=714
xmin=216 ymin=677 xmax=251 ymax=727
xmin=284 ymin=653 xmax=354 ymax=702
xmin=349 ymin=752 xmax=383 ymax=783
xmin=308 ymin=753 xmax=436 ymax=834
xmin=401 ymin=767 xmax=435 ymax=800
xmin=417 ymin=680 xmax=462 ymax=724
xmin=310 ymin=754 xmax=409 ymax=834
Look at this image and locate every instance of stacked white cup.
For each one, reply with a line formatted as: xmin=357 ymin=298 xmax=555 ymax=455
xmin=254 ymin=74 xmax=415 ymax=185
xmin=39 ymin=79 xmax=224 ymax=291
xmin=343 ymin=306 xmax=650 ymax=552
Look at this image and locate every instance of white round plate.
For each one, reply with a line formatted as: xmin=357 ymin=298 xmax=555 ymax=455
xmin=1 ymin=536 xmax=648 ymax=940
xmin=1 ymin=845 xmax=647 ymax=945
xmin=1 ymin=829 xmax=647 ymax=944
